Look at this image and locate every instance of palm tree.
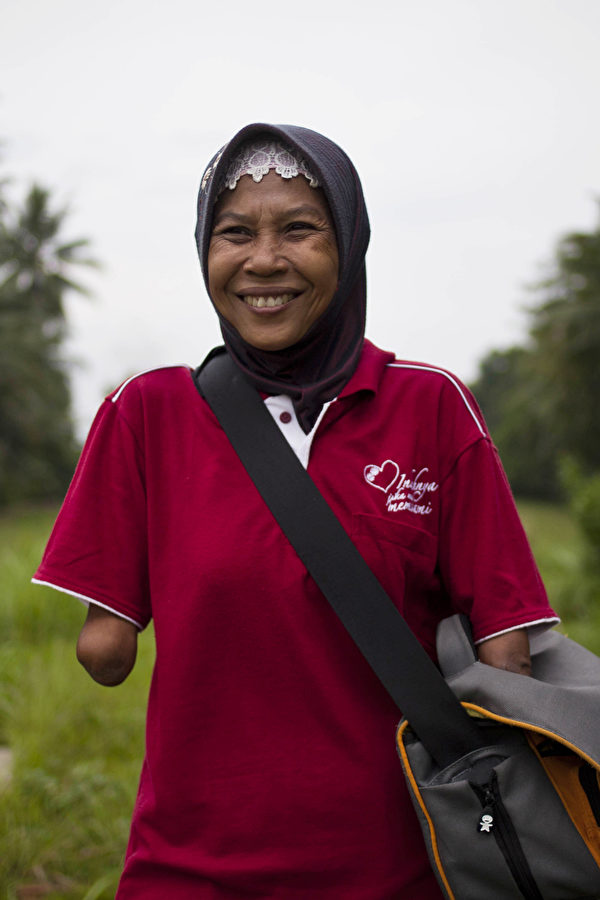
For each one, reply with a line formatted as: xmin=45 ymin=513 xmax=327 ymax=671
xmin=1 ymin=183 xmax=97 ymax=336
xmin=0 ymin=183 xmax=98 ymax=505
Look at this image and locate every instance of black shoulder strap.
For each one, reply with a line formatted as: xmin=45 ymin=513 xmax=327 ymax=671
xmin=195 ymin=350 xmax=484 ymax=768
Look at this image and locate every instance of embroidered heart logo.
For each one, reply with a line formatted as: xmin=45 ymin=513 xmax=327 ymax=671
xmin=363 ymin=460 xmax=400 ymax=493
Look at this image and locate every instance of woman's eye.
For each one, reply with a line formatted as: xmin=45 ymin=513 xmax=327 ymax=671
xmin=287 ymin=221 xmax=316 ymax=234
xmin=216 ymin=226 xmax=251 ymax=240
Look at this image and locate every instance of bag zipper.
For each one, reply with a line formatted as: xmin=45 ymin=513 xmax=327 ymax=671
xmin=471 ymin=772 xmax=544 ymax=900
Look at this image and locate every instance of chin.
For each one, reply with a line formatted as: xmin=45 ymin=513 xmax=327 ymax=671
xmin=238 ymin=325 xmax=306 ymax=353
xmin=244 ymin=336 xmax=295 ymax=352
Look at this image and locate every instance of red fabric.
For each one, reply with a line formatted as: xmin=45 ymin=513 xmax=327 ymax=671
xmin=34 ymin=340 xmax=556 ymax=898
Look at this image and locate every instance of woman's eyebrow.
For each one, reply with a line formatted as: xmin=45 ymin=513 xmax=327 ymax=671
xmin=212 ymin=210 xmax=250 ymax=227
xmin=281 ymin=204 xmax=326 ymax=219
xmin=213 ymin=203 xmax=327 ymax=229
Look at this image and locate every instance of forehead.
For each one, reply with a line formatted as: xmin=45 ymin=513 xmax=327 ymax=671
xmin=213 ymin=170 xmax=332 ymax=222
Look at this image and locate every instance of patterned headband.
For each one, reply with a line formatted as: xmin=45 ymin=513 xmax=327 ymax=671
xmin=218 ymin=138 xmax=320 ymax=195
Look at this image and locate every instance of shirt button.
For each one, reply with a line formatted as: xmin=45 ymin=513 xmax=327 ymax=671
xmin=279 ymin=411 xmax=292 ymax=424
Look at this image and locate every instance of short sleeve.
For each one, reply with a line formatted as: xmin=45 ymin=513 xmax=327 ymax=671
xmin=33 ymin=397 xmax=151 ymax=629
xmin=437 ymin=437 xmax=558 ymax=643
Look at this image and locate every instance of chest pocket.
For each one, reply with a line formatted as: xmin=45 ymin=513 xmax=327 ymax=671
xmin=349 ymin=513 xmax=439 ymax=614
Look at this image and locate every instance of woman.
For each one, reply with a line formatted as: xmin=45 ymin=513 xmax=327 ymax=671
xmin=34 ymin=124 xmax=558 ymax=897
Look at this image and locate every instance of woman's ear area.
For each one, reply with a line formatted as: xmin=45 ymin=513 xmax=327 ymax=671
xmin=76 ymin=604 xmax=139 ymax=686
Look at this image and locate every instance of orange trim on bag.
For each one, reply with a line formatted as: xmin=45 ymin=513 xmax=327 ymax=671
xmin=460 ymin=703 xmax=600 ymax=772
xmin=396 ymin=721 xmax=456 ymax=900
xmin=527 ymin=732 xmax=600 ymax=866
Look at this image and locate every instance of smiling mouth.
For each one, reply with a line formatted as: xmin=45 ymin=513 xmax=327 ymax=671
xmin=241 ymin=292 xmax=297 ymax=309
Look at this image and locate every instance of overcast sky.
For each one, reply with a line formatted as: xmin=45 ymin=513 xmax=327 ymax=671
xmin=2 ymin=0 xmax=599 ymax=435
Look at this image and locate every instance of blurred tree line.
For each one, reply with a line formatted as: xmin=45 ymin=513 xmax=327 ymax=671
xmin=0 ymin=170 xmax=96 ymax=506
xmin=471 ymin=205 xmax=600 ymax=603
xmin=472 ymin=204 xmax=600 ymax=501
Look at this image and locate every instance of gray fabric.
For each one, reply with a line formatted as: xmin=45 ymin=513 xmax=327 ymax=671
xmin=398 ymin=616 xmax=600 ymax=899
xmin=438 ymin=616 xmax=600 ymax=765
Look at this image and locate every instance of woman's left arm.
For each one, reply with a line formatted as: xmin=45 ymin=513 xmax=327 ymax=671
xmin=436 ymin=412 xmax=557 ymax=671
xmin=477 ymin=628 xmax=532 ymax=676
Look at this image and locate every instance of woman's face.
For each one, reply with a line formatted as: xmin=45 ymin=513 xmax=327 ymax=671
xmin=208 ymin=170 xmax=339 ymax=351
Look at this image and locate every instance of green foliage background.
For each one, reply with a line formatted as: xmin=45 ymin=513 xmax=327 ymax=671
xmin=470 ymin=206 xmax=600 ymax=614
xmin=471 ymin=204 xmax=600 ymax=502
xmin=0 ymin=179 xmax=97 ymax=506
xmin=0 ymin=507 xmax=153 ymax=899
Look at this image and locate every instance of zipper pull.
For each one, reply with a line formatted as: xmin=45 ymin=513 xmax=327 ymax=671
xmin=478 ymin=785 xmax=495 ymax=834
xmin=478 ymin=807 xmax=494 ymax=833
xmin=470 ymin=773 xmax=497 ymax=834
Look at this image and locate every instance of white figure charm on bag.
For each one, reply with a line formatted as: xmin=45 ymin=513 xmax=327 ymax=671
xmin=479 ymin=814 xmax=494 ymax=833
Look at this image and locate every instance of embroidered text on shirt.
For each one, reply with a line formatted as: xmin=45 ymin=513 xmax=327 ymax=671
xmin=363 ymin=462 xmax=438 ymax=516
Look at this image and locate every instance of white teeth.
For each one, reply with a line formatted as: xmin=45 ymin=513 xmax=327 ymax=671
xmin=242 ymin=293 xmax=295 ymax=308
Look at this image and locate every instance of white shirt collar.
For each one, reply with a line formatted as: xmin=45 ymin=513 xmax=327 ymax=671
xmin=263 ymin=395 xmax=333 ymax=469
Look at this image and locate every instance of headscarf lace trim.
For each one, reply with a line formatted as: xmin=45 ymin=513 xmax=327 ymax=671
xmin=219 ymin=139 xmax=320 ymax=193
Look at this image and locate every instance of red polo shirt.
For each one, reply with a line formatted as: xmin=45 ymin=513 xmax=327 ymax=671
xmin=34 ymin=340 xmax=556 ymax=898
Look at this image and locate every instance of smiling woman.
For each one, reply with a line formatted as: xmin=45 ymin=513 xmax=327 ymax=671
xmin=33 ymin=122 xmax=558 ymax=899
xmin=208 ymin=170 xmax=339 ymax=352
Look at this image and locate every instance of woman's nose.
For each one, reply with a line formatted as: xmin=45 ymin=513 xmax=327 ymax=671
xmin=242 ymin=235 xmax=286 ymax=275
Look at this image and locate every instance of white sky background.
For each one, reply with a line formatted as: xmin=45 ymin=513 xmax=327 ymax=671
xmin=2 ymin=0 xmax=599 ymax=437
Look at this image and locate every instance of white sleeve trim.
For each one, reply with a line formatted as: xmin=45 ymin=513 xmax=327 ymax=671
xmin=474 ymin=616 xmax=561 ymax=645
xmin=111 ymin=364 xmax=191 ymax=403
xmin=387 ymin=363 xmax=486 ymax=437
xmin=30 ymin=578 xmax=144 ymax=630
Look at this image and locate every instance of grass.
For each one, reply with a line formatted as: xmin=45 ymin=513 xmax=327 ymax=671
xmin=517 ymin=500 xmax=584 ymax=599
xmin=0 ymin=499 xmax=598 ymax=897
xmin=518 ymin=499 xmax=600 ymax=653
xmin=0 ymin=505 xmax=154 ymax=899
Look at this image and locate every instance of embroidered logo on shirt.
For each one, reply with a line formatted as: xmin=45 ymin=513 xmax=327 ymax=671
xmin=363 ymin=462 xmax=439 ymax=516
xmin=362 ymin=460 xmax=399 ymax=493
